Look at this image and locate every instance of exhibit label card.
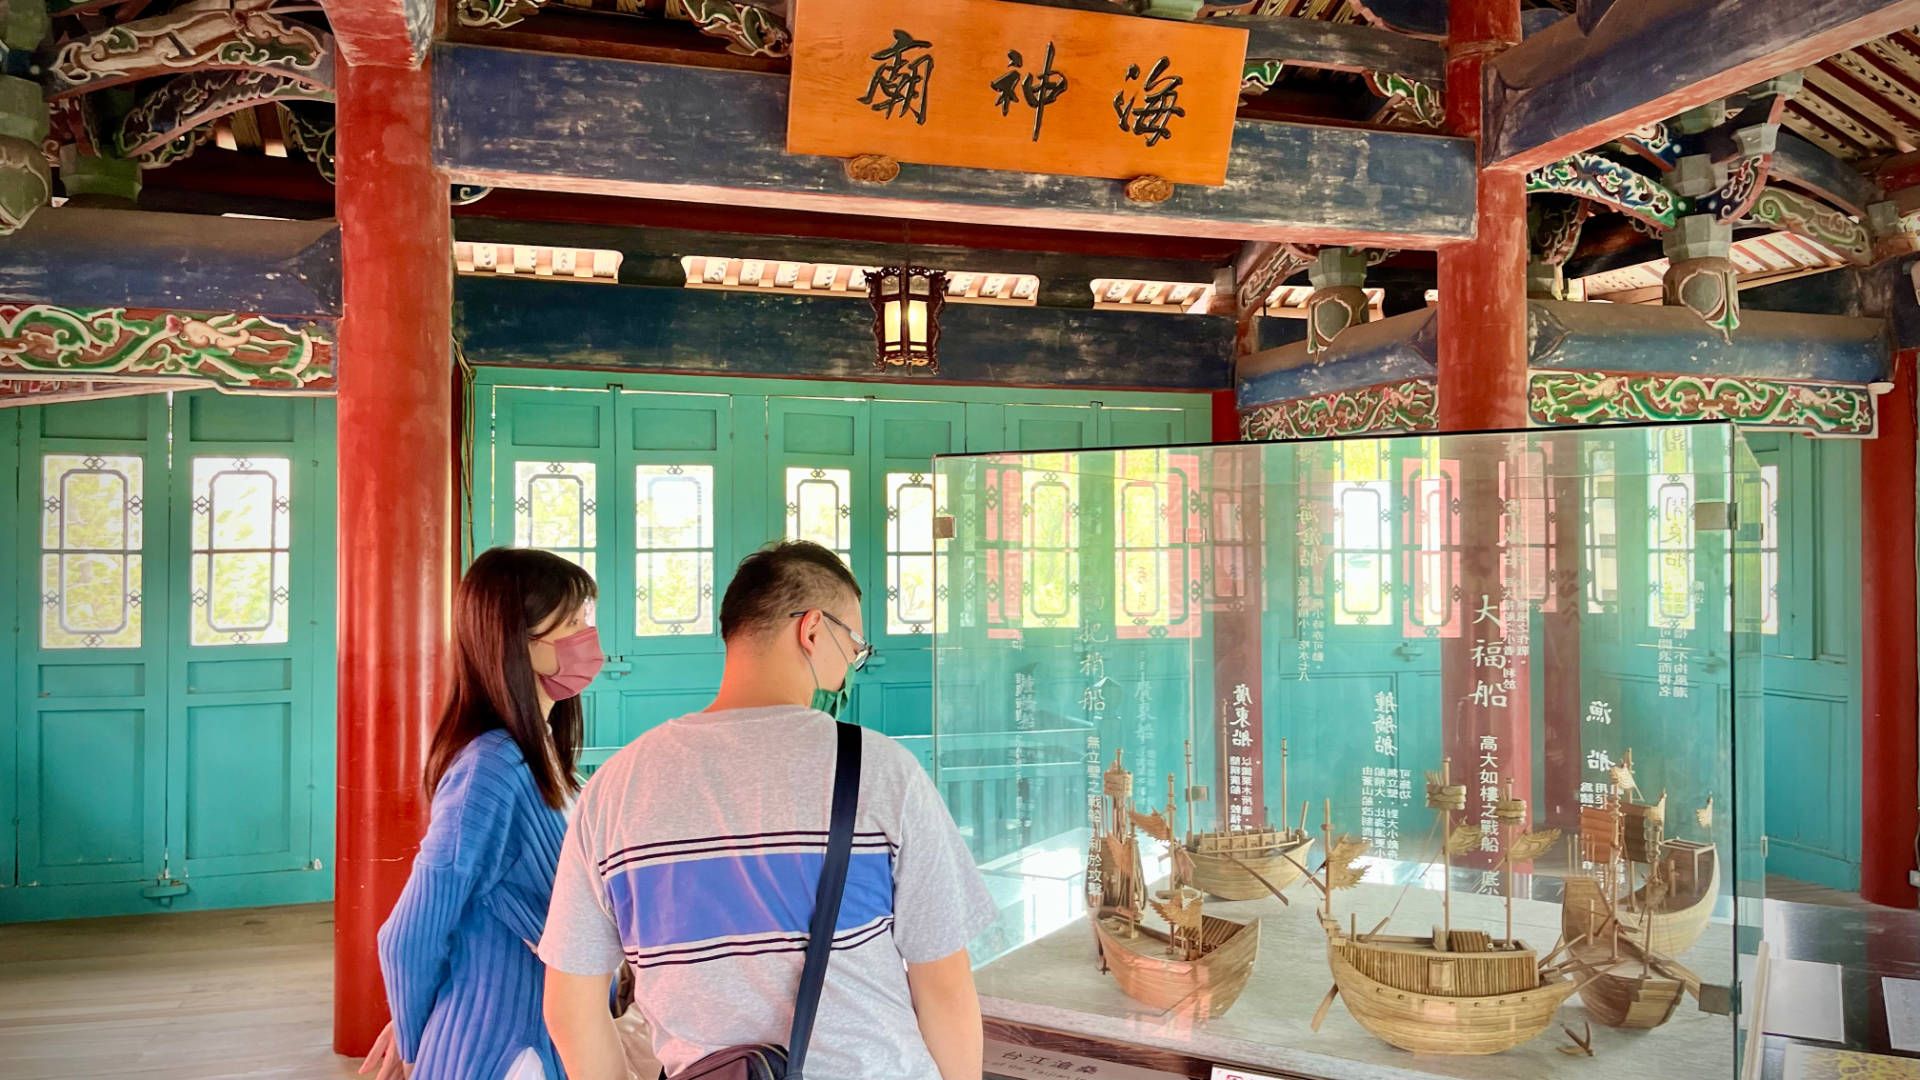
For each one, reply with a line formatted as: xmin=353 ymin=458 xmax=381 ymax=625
xmin=985 ymin=1039 xmax=1187 ymax=1080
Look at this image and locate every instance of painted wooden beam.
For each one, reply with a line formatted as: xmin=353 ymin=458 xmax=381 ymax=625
xmin=432 ymin=43 xmax=1477 ymax=247
xmin=1237 ymin=308 xmax=1436 ymax=407
xmin=0 ymin=379 xmax=173 ymax=409
xmin=324 ymin=0 xmax=436 ymax=68
xmin=1529 ymin=298 xmax=1886 ymax=382
xmin=1350 ymin=0 xmax=1447 ymax=38
xmin=1771 ymin=129 xmax=1881 ymax=216
xmin=0 ymin=208 xmax=341 ymax=318
xmin=46 ymin=2 xmax=334 ymax=99
xmin=454 ymin=277 xmax=1234 ymax=389
xmin=1238 ymin=300 xmax=1888 ymax=408
xmin=119 ymin=71 xmax=333 ymax=161
xmin=451 ymin=217 xmax=1226 ymax=307
xmin=1484 ymin=0 xmax=1920 ymax=174
xmin=1001 ymin=0 xmax=1448 ymax=74
xmin=0 ymin=303 xmax=335 ymax=390
xmin=1216 ymin=15 xmax=1447 ymax=83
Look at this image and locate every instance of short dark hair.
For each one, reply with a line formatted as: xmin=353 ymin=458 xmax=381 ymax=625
xmin=721 ymin=540 xmax=862 ymax=642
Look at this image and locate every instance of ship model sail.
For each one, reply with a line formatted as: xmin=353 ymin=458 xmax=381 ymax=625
xmin=1604 ymin=750 xmax=1721 ymax=956
xmin=1311 ymin=759 xmax=1578 ymax=1055
xmin=1179 ymin=739 xmax=1316 ymax=902
xmin=1087 ymin=750 xmax=1260 ymax=1019
xmin=1551 ymin=776 xmax=1701 ymax=1030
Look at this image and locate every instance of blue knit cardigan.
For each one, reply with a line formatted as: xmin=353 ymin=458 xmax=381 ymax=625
xmin=377 ymin=728 xmax=568 ymax=1080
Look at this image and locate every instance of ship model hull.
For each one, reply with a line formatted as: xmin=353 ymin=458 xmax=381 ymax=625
xmin=1092 ymin=911 xmax=1261 ymax=1019
xmin=1574 ymin=960 xmax=1686 ymax=1029
xmin=1186 ymin=832 xmax=1316 ymax=901
xmin=1322 ymin=928 xmax=1579 ymax=1055
xmin=1561 ymin=877 xmax=1689 ymax=1030
xmin=1618 ymin=840 xmax=1720 ymax=956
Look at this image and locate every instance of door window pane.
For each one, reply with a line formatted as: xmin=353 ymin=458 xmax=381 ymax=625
xmin=1757 ymin=464 xmax=1780 ymax=636
xmin=786 ymin=466 xmax=852 ymax=565
xmin=515 ymin=460 xmax=598 ymax=578
xmin=1332 ymin=441 xmax=1391 ymax=626
xmin=1648 ymin=428 xmax=1697 ymax=631
xmin=190 ymin=456 xmax=293 ymax=645
xmin=1022 ymin=454 xmax=1079 ymax=629
xmin=40 ymin=453 xmax=144 ymax=649
xmin=635 ymin=464 xmax=715 ymax=637
xmin=1404 ymin=456 xmax=1458 ymax=636
xmin=885 ymin=471 xmax=946 ymax=635
xmin=1585 ymin=446 xmax=1619 ymax=613
xmin=1113 ymin=449 xmax=1200 ymax=639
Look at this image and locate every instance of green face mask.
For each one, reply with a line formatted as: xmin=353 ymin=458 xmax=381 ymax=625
xmin=806 ymin=639 xmax=857 ymax=719
xmin=810 ymin=674 xmax=854 ymax=719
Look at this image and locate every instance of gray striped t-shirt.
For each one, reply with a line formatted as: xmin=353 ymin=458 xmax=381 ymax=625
xmin=539 ymin=706 xmax=996 ymax=1079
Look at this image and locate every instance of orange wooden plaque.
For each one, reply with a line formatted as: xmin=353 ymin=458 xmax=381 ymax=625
xmin=787 ymin=0 xmax=1249 ymax=187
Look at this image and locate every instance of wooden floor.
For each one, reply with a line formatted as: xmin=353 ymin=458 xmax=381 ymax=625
xmin=0 ymin=888 xmax=1897 ymax=1079
xmin=0 ymin=904 xmax=359 ymax=1079
xmin=1767 ymin=873 xmax=1880 ymax=909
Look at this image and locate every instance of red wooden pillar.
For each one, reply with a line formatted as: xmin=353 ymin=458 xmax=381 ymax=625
xmin=1209 ymin=444 xmax=1269 ymax=831
xmin=1437 ymin=0 xmax=1530 ymax=870
xmin=1438 ymin=0 xmax=1527 ymax=432
xmin=333 ymin=58 xmax=454 ymax=1054
xmin=1861 ymin=349 xmax=1918 ymax=908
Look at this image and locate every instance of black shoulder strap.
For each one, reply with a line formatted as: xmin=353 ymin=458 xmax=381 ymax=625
xmin=785 ymin=720 xmax=862 ymax=1079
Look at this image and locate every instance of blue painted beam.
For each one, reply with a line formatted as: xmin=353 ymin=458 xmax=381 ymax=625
xmin=1238 ymin=300 xmax=1888 ymax=408
xmin=0 ymin=208 xmax=341 ymax=318
xmin=454 ymin=277 xmax=1234 ymax=389
xmin=432 ymin=43 xmax=1477 ymax=248
xmin=1011 ymin=1 xmax=1447 ymax=81
xmin=1217 ymin=15 xmax=1447 ymax=83
xmin=1237 ymin=309 xmax=1437 ymax=408
xmin=1529 ymin=300 xmax=1887 ymax=383
xmin=1771 ymin=130 xmax=1881 ymax=216
xmin=1484 ymin=0 xmax=1920 ymax=173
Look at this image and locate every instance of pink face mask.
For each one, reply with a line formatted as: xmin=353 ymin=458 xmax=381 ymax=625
xmin=536 ymin=625 xmax=604 ymax=701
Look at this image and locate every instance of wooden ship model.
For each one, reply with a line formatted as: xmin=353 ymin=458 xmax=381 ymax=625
xmin=1604 ymin=751 xmax=1722 ymax=956
xmin=1551 ymin=781 xmax=1702 ymax=1030
xmin=1179 ymin=739 xmax=1317 ymax=902
xmin=1310 ymin=760 xmax=1579 ymax=1055
xmin=1086 ymin=750 xmax=1261 ymax=1019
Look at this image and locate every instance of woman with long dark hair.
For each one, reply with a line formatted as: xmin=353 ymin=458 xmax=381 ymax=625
xmin=361 ymin=547 xmax=602 ymax=1080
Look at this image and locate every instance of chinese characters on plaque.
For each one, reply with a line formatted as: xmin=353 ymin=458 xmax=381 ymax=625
xmin=1225 ymin=682 xmax=1255 ymax=830
xmin=1013 ymin=668 xmax=1037 ymax=839
xmin=789 ymin=0 xmax=1246 ymax=185
xmin=1361 ymin=691 xmax=1407 ymax=860
xmin=1295 ymin=495 xmax=1325 ymax=681
xmin=859 ymin=30 xmax=934 ymax=124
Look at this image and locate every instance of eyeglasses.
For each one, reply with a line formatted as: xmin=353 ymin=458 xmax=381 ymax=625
xmin=790 ymin=609 xmax=875 ymax=671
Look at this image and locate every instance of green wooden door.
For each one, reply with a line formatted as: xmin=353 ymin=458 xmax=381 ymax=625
xmin=0 ymin=406 xmax=14 ymax=888
xmin=607 ymin=390 xmax=737 ymax=758
xmin=13 ymin=395 xmax=171 ymax=890
xmin=1265 ymin=438 xmax=1444 ymax=874
xmin=472 ymin=373 xmax=1209 ymax=783
xmin=1577 ymin=426 xmax=1741 ymax=894
xmin=5 ymin=391 xmax=334 ymax=920
xmin=1746 ymin=433 xmax=1861 ymax=889
xmin=481 ymin=386 xmax=623 ymax=762
xmin=864 ymin=400 xmax=967 ymax=770
xmin=166 ymin=394 xmax=331 ymax=882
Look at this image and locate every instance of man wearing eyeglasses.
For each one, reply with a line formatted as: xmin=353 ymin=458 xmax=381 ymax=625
xmin=540 ymin=540 xmax=996 ymax=1080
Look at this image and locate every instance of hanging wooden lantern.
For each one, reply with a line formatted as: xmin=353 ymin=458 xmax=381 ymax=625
xmin=868 ymin=264 xmax=946 ymax=374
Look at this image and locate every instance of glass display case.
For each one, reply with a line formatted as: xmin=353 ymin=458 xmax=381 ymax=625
xmin=931 ymin=423 xmax=1766 ymax=1079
